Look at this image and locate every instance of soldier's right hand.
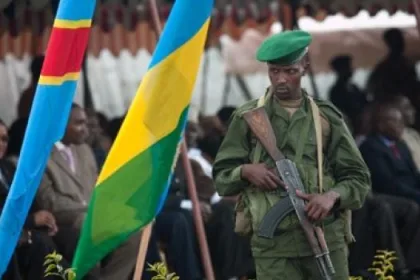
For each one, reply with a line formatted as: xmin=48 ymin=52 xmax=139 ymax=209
xmin=241 ymin=163 xmax=284 ymax=191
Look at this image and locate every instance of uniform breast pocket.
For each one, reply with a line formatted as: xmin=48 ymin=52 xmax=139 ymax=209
xmin=306 ymin=134 xmax=317 ymax=146
xmin=302 ymin=134 xmax=317 ymax=159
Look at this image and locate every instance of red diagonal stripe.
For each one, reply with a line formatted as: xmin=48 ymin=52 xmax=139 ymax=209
xmin=41 ymin=27 xmax=91 ymax=77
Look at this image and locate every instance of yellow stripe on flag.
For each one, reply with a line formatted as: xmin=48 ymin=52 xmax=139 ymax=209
xmin=96 ymin=19 xmax=210 ymax=185
xmin=38 ymin=72 xmax=80 ymax=85
xmin=54 ymin=19 xmax=92 ymax=29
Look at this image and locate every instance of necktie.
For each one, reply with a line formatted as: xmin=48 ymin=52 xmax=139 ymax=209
xmin=390 ymin=143 xmax=401 ymax=159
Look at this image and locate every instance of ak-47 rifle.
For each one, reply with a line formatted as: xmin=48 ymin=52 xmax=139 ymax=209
xmin=243 ymin=107 xmax=335 ymax=280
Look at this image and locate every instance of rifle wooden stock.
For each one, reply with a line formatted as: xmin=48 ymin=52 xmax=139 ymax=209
xmin=242 ymin=107 xmax=284 ymax=161
xmin=242 ymin=107 xmax=335 ymax=280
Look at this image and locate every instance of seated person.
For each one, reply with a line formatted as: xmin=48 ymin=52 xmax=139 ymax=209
xmin=350 ymin=103 xmax=420 ymax=277
xmin=349 ymin=192 xmax=420 ymax=279
xmin=392 ymin=95 xmax=420 ymax=171
xmin=359 ymin=102 xmax=420 ymax=204
xmin=34 ymin=105 xmax=136 ymax=279
xmin=0 ymin=119 xmax=71 ymax=280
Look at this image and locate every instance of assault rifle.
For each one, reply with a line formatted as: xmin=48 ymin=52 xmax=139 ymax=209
xmin=243 ymin=107 xmax=335 ymax=280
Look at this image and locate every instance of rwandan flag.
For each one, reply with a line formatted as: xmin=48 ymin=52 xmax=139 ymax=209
xmin=72 ymin=0 xmax=214 ymax=278
xmin=0 ymin=0 xmax=96 ymax=276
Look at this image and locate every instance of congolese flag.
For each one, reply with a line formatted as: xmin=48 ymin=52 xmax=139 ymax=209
xmin=0 ymin=0 xmax=95 ymax=276
xmin=72 ymin=0 xmax=214 ymax=277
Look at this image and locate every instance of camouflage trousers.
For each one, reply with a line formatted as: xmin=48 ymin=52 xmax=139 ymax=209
xmin=254 ymin=247 xmax=349 ymax=280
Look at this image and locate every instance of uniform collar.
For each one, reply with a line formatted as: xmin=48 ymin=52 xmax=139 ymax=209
xmin=265 ymin=88 xmax=309 ymax=120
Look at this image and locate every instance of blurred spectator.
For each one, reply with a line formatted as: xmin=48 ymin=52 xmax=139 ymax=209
xmin=6 ymin=117 xmax=28 ymax=163
xmin=391 ymin=95 xmax=420 ymax=171
xmin=217 ymin=106 xmax=237 ymax=133
xmin=162 ymin=157 xmax=208 ymax=280
xmin=329 ymin=55 xmax=368 ymax=128
xmin=95 ymin=111 xmax=109 ymax=134
xmin=353 ymin=104 xmax=375 ymax=146
xmin=367 ymin=28 xmax=418 ymax=99
xmin=168 ymin=156 xmax=255 ymax=280
xmin=35 ymin=104 xmax=137 ymax=279
xmin=197 ymin=134 xmax=223 ymax=166
xmin=186 ymin=121 xmax=204 ymax=149
xmin=186 ymin=116 xmax=255 ymax=279
xmin=85 ymin=108 xmax=111 ymax=170
xmin=350 ymin=184 xmax=420 ymax=279
xmin=17 ymin=55 xmax=45 ymax=119
xmin=199 ymin=115 xmax=226 ymax=139
xmin=359 ymin=103 xmax=420 ymax=204
xmin=0 ymin=119 xmax=72 ymax=280
xmin=107 ymin=116 xmax=124 ymax=143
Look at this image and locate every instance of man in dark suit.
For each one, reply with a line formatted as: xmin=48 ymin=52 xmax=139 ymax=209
xmin=359 ymin=103 xmax=420 ymax=275
xmin=360 ymin=103 xmax=420 ymax=202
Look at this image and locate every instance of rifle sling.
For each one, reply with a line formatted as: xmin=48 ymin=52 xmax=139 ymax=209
xmin=253 ymin=94 xmax=323 ymax=186
xmin=293 ymin=106 xmax=313 ymax=163
xmin=308 ymin=96 xmax=324 ymax=193
xmin=251 ymin=94 xmax=270 ymax=163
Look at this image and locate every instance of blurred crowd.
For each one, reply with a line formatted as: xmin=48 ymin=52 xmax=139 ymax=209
xmin=1 ymin=27 xmax=420 ymax=280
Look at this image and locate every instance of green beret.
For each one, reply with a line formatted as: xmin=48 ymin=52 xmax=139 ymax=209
xmin=256 ymin=30 xmax=312 ymax=65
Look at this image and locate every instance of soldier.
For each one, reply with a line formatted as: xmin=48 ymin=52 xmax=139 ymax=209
xmin=212 ymin=30 xmax=371 ymax=279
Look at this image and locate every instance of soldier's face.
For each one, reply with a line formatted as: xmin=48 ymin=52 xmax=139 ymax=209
xmin=268 ymin=61 xmax=306 ymax=100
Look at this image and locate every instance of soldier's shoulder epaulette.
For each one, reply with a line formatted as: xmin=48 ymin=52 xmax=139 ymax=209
xmin=313 ymin=98 xmax=343 ymax=121
xmin=234 ymin=99 xmax=260 ymax=117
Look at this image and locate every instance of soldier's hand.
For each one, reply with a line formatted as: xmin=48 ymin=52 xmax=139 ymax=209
xmin=241 ymin=163 xmax=285 ymax=191
xmin=295 ymin=190 xmax=340 ymax=221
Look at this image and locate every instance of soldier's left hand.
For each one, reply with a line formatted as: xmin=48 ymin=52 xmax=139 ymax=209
xmin=295 ymin=190 xmax=340 ymax=221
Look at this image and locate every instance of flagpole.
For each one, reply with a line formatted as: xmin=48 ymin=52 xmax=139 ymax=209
xmin=132 ymin=222 xmax=153 ymax=279
xmin=132 ymin=1 xmax=215 ymax=280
